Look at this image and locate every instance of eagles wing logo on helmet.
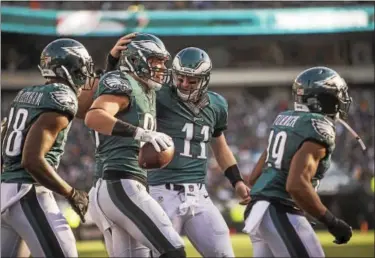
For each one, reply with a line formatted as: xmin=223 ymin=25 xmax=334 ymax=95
xmin=311 ymin=118 xmax=335 ymax=142
xmin=62 ymin=46 xmax=91 ymax=60
xmin=50 ymin=89 xmax=77 ymax=111
xmin=316 ymin=75 xmax=346 ymax=90
xmin=132 ymin=41 xmax=167 ymax=56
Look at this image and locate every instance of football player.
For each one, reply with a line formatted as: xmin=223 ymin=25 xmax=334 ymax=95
xmin=243 ymin=67 xmax=355 ymax=257
xmin=149 ymin=47 xmax=251 ymax=257
xmin=1 ymin=38 xmax=94 ymax=257
xmin=106 ymin=46 xmax=251 ymax=257
xmin=84 ymin=33 xmax=186 ymax=257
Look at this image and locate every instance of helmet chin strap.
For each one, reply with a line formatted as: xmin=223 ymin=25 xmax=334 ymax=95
xmin=146 ymin=79 xmax=163 ymax=90
xmin=294 ymin=102 xmax=366 ymax=151
xmin=337 ymin=118 xmax=366 ymax=151
xmin=177 ymin=89 xmax=199 ymax=102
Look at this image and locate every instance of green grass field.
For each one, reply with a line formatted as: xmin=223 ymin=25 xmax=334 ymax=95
xmin=77 ymin=231 xmax=374 ymax=257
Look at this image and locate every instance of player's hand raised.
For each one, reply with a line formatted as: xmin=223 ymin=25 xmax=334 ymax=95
xmin=67 ymin=188 xmax=89 ymax=223
xmin=135 ymin=128 xmax=173 ymax=153
xmin=110 ymin=33 xmax=137 ymax=58
xmin=235 ymin=181 xmax=251 ymax=205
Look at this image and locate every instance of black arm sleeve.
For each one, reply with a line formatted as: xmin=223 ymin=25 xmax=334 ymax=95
xmin=105 ymin=53 xmax=120 ymax=73
xmin=111 ymin=119 xmax=138 ymax=138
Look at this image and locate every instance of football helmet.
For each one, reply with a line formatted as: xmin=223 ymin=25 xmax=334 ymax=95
xmin=38 ymin=38 xmax=95 ymax=93
xmin=172 ymin=47 xmax=212 ymax=102
xmin=118 ymin=33 xmax=171 ymax=90
xmin=292 ymin=66 xmax=352 ymax=120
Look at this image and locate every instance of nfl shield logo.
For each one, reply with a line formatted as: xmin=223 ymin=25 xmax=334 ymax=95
xmin=188 ymin=185 xmax=194 ymax=192
xmin=296 ymin=88 xmax=304 ymax=95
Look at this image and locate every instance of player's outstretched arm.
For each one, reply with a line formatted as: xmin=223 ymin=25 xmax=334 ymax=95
xmin=85 ymin=94 xmax=172 ymax=152
xmin=85 ymin=94 xmax=131 ymax=135
xmin=287 ymin=141 xmax=352 ymax=244
xmin=22 ymin=112 xmax=89 ymax=222
xmin=247 ymin=150 xmax=267 ymax=187
xmin=210 ymin=134 xmax=250 ymax=205
xmin=22 ymin=112 xmax=76 ymax=197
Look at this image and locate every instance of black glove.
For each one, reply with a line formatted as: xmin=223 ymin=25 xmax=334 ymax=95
xmin=67 ymin=188 xmax=89 ymax=223
xmin=319 ymin=210 xmax=352 ymax=244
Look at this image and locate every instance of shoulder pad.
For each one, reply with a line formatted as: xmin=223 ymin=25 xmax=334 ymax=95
xmin=311 ymin=117 xmax=335 ymax=143
xmin=48 ymin=84 xmax=78 ymax=117
xmin=100 ymin=71 xmax=133 ymax=94
xmin=208 ymin=91 xmax=228 ymax=108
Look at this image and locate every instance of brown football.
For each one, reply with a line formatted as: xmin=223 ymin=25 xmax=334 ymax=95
xmin=138 ymin=142 xmax=175 ymax=169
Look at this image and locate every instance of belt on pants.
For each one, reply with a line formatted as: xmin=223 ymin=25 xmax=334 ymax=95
xmin=165 ymin=183 xmax=203 ymax=192
xmin=102 ymin=170 xmax=148 ymax=190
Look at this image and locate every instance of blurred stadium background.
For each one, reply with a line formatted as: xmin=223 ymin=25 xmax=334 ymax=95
xmin=1 ymin=1 xmax=374 ymax=257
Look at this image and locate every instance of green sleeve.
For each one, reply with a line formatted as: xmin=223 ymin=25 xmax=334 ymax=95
xmin=41 ymin=84 xmax=78 ymax=120
xmin=299 ymin=114 xmax=336 ymax=152
xmin=95 ymin=71 xmax=132 ymax=99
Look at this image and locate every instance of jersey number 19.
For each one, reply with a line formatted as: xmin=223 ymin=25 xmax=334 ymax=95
xmin=265 ymin=130 xmax=287 ymax=169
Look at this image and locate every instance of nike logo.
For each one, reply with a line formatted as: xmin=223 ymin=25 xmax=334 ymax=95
xmin=203 ymin=195 xmax=209 ymax=198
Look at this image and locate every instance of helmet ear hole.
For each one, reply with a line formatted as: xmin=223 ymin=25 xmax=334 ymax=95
xmin=317 ymin=93 xmax=339 ymax=115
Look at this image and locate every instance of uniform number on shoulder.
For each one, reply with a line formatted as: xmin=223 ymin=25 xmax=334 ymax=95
xmin=265 ymin=130 xmax=287 ymax=169
xmin=181 ymin=122 xmax=210 ymax=159
xmin=4 ymin=107 xmax=29 ymax=156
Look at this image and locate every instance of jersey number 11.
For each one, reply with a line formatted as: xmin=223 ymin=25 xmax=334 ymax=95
xmin=181 ymin=122 xmax=210 ymax=159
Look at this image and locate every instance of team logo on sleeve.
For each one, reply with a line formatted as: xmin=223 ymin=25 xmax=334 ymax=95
xmin=50 ymin=90 xmax=77 ymax=111
xmin=103 ymin=74 xmax=131 ymax=92
xmin=311 ymin=119 xmax=335 ymax=141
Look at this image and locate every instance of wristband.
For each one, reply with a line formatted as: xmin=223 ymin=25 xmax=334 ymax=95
xmin=111 ymin=119 xmax=137 ymax=138
xmin=318 ymin=209 xmax=336 ymax=226
xmin=224 ymin=164 xmax=243 ymax=188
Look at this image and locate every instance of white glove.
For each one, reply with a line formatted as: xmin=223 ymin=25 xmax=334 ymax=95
xmin=134 ymin=128 xmax=173 ymax=152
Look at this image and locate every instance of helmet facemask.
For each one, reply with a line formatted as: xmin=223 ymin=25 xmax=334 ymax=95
xmin=172 ymin=70 xmax=209 ymax=103
xmin=336 ymin=88 xmax=352 ymax=120
xmin=56 ymin=57 xmax=96 ymax=93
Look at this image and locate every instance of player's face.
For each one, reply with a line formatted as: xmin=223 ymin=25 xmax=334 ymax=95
xmin=175 ymin=74 xmax=201 ymax=95
xmin=148 ymin=57 xmax=168 ymax=84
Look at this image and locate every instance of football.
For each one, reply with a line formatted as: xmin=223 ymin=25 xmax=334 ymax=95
xmin=138 ymin=142 xmax=175 ymax=169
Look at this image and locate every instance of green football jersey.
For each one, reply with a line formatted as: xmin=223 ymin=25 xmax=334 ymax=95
xmin=93 ymin=71 xmax=156 ymax=178
xmin=148 ymin=86 xmax=228 ymax=185
xmin=2 ymin=83 xmax=78 ymax=183
xmin=250 ymin=110 xmax=336 ymax=207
